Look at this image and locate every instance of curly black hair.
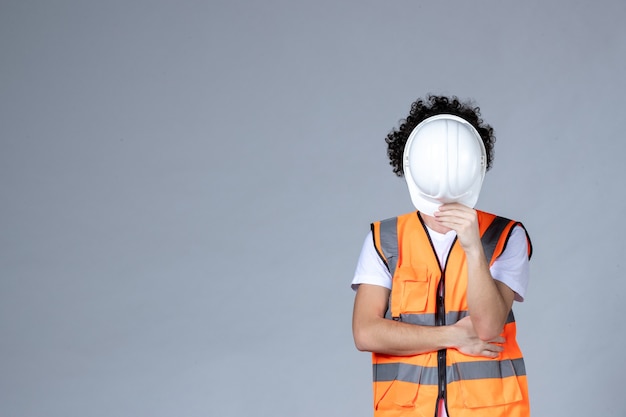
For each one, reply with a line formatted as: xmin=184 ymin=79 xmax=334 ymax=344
xmin=385 ymin=95 xmax=496 ymax=177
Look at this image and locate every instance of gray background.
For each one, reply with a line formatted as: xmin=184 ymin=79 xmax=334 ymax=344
xmin=1 ymin=1 xmax=625 ymax=416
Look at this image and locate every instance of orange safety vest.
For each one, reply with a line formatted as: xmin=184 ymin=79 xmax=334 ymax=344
xmin=370 ymin=210 xmax=532 ymax=417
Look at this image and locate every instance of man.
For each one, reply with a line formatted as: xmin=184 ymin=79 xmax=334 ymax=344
xmin=351 ymin=95 xmax=532 ymax=417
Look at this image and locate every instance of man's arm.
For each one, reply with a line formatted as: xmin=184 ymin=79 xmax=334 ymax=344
xmin=352 ymin=283 xmax=505 ymax=357
xmin=434 ymin=204 xmax=516 ymax=341
xmin=465 ymin=248 xmax=516 ymax=339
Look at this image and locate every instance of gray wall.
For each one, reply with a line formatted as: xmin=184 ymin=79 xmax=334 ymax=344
xmin=1 ymin=1 xmax=625 ymax=416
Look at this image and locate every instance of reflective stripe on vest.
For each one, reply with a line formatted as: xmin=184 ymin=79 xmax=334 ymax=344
xmin=396 ymin=309 xmax=516 ymax=327
xmin=374 ymin=357 xmax=526 ymax=384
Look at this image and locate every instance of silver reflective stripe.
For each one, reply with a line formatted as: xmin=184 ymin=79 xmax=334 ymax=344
xmin=445 ymin=311 xmax=469 ymax=325
xmin=450 ymin=358 xmax=526 ymax=382
xmin=398 ymin=313 xmax=437 ymax=326
xmin=481 ymin=216 xmax=511 ymax=263
xmin=379 ymin=217 xmax=398 ymax=275
xmin=398 ymin=310 xmax=515 ymax=326
xmin=374 ymin=362 xmax=439 ymax=385
xmin=373 ymin=358 xmax=526 ymax=384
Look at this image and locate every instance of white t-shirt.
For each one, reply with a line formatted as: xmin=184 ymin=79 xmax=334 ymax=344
xmin=351 ymin=224 xmax=529 ymax=301
xmin=352 ymin=224 xmax=530 ymax=417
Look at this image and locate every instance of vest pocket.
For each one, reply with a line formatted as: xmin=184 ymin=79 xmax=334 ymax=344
xmin=396 ymin=264 xmax=430 ymax=313
xmin=450 ymin=355 xmax=524 ymax=408
xmin=374 ymin=366 xmax=421 ymax=410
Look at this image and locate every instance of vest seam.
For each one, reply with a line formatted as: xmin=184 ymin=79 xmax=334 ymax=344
xmin=371 ymin=223 xmax=389 ymax=271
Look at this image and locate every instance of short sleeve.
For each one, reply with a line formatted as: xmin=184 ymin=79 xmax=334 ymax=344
xmin=490 ymin=225 xmax=530 ymax=302
xmin=351 ymin=230 xmax=392 ymax=291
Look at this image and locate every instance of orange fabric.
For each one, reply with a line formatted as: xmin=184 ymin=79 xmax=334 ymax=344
xmin=371 ymin=210 xmax=530 ymax=417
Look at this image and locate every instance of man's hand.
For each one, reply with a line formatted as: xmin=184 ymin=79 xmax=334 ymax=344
xmin=433 ymin=203 xmax=482 ymax=255
xmin=434 ymin=203 xmax=516 ymax=341
xmin=452 ymin=316 xmax=504 ymax=358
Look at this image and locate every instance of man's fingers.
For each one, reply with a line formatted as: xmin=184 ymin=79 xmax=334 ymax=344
xmin=485 ymin=341 xmax=504 ymax=353
xmin=433 ymin=210 xmax=474 ymax=227
xmin=477 ymin=343 xmax=503 ymax=358
xmin=437 ymin=202 xmax=473 ymax=212
xmin=483 ymin=349 xmax=500 ymax=358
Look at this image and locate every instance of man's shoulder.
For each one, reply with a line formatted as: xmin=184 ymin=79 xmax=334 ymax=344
xmin=372 ymin=211 xmax=417 ymax=224
xmin=476 ymin=208 xmax=522 ymax=224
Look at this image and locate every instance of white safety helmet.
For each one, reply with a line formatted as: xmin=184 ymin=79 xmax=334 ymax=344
xmin=403 ymin=114 xmax=487 ymax=216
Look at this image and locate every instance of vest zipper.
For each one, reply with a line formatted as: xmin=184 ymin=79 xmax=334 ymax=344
xmin=436 ymin=274 xmax=447 ymax=413
xmin=418 ymin=213 xmax=454 ymax=417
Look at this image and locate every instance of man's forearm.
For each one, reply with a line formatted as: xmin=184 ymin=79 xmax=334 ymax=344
xmin=353 ymin=315 xmax=457 ymax=356
xmin=464 ymin=246 xmax=513 ymax=341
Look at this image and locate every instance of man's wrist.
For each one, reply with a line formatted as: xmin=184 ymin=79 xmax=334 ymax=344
xmin=463 ymin=243 xmax=487 ymax=264
xmin=441 ymin=323 xmax=460 ymax=350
